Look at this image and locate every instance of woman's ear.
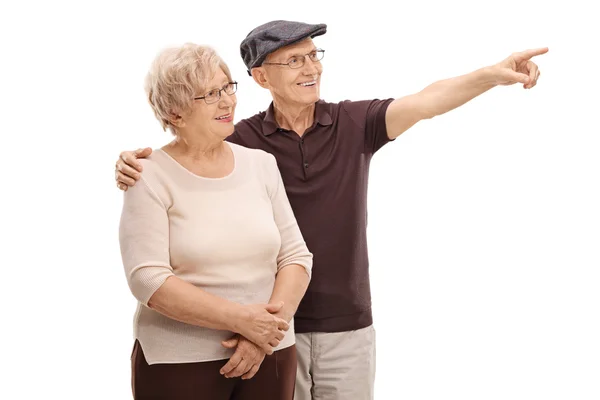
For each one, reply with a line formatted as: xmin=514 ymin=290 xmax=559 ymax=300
xmin=167 ymin=111 xmax=185 ymax=128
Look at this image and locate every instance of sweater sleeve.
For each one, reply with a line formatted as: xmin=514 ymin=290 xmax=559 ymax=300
xmin=119 ymin=175 xmax=174 ymax=306
xmin=265 ymin=153 xmax=313 ymax=278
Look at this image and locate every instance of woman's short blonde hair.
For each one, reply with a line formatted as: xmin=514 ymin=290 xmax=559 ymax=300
xmin=144 ymin=43 xmax=233 ymax=134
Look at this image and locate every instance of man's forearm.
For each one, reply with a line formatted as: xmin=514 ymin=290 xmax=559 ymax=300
xmin=386 ymin=66 xmax=501 ymax=139
xmin=417 ymin=66 xmax=497 ymax=119
xmin=268 ymin=265 xmax=310 ymax=322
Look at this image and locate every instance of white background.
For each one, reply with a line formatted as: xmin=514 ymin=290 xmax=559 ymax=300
xmin=1 ymin=0 xmax=599 ymax=399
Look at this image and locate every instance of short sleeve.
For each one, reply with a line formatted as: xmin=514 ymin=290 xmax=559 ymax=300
xmin=341 ymin=98 xmax=395 ymax=154
xmin=119 ymin=176 xmax=174 ymax=305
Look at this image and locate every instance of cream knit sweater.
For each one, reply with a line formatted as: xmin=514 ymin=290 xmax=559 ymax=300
xmin=119 ymin=142 xmax=312 ymax=364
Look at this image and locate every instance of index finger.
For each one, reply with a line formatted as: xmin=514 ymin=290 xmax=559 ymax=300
xmin=220 ymin=352 xmax=242 ymax=375
xmin=119 ymin=152 xmax=143 ymax=172
xmin=516 ymin=47 xmax=548 ymax=61
xmin=277 ymin=318 xmax=289 ymax=331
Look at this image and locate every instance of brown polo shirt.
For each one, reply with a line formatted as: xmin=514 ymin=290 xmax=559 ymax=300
xmin=226 ymin=98 xmax=395 ymax=333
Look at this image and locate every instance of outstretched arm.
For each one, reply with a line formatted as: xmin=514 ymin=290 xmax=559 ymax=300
xmin=385 ymin=47 xmax=548 ymax=140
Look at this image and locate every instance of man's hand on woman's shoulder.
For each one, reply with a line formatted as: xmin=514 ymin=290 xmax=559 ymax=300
xmin=115 ymin=147 xmax=152 ymax=190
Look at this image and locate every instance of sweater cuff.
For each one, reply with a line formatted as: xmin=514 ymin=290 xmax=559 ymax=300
xmin=128 ymin=263 xmax=174 ymax=306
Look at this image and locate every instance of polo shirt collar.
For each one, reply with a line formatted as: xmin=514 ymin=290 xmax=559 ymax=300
xmin=261 ymin=100 xmax=333 ymax=136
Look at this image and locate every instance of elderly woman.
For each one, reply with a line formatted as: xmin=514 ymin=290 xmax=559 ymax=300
xmin=119 ymin=43 xmax=312 ymax=400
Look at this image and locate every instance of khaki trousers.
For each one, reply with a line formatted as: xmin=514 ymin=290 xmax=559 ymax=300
xmin=294 ymin=325 xmax=376 ymax=400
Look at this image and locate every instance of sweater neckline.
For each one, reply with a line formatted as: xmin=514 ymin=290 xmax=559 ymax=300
xmin=156 ymin=142 xmax=238 ymax=182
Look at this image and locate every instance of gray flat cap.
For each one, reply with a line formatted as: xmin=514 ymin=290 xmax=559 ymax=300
xmin=240 ymin=20 xmax=327 ymax=75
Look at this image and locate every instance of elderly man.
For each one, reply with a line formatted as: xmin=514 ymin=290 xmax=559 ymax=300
xmin=115 ymin=20 xmax=547 ymax=400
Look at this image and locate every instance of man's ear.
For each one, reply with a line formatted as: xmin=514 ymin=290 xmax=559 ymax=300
xmin=251 ymin=67 xmax=269 ymax=89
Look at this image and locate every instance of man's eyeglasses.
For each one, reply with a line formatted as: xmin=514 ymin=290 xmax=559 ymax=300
xmin=194 ymin=81 xmax=238 ymax=104
xmin=262 ymin=49 xmax=325 ymax=70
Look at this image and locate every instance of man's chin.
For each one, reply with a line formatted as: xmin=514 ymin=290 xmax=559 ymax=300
xmin=298 ymin=92 xmax=320 ymax=104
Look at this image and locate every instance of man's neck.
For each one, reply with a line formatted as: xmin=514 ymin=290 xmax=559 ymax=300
xmin=272 ymin=99 xmax=316 ymax=137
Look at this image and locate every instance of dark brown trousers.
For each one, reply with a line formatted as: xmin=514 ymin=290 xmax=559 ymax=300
xmin=131 ymin=340 xmax=297 ymax=400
